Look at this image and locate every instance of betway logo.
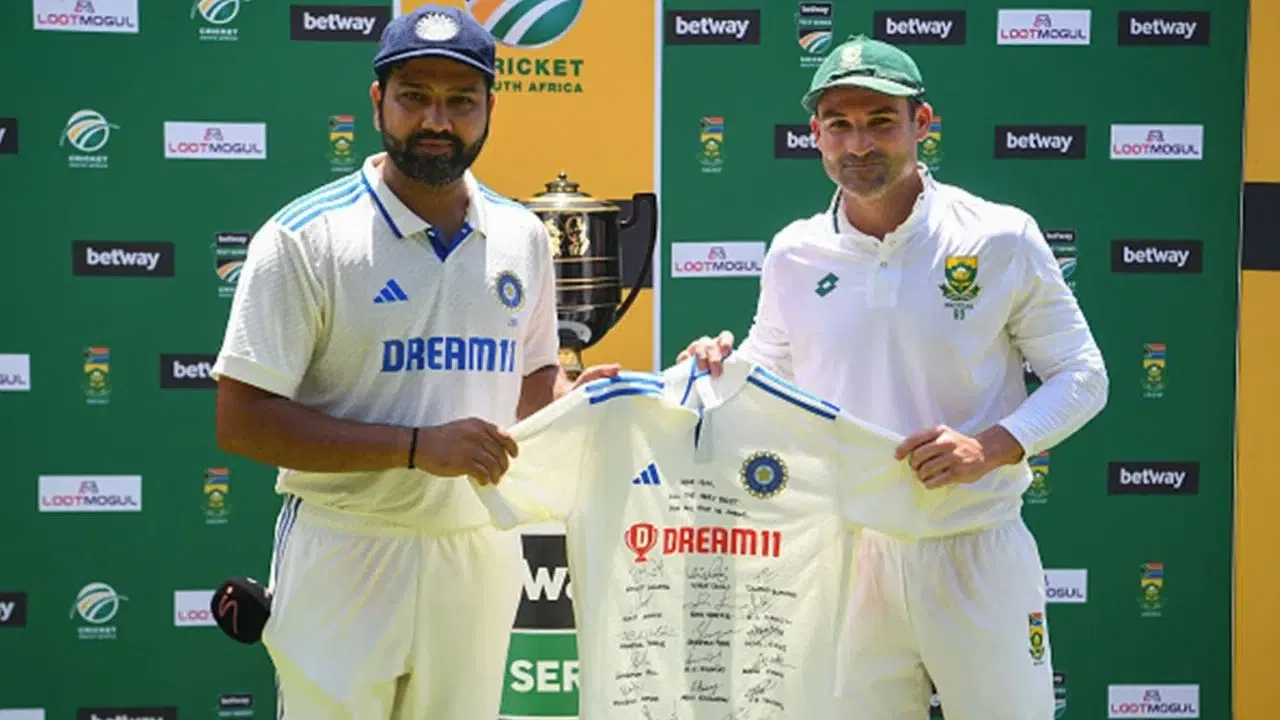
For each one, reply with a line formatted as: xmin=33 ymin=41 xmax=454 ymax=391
xmin=1119 ymin=468 xmax=1187 ymax=488
xmin=525 ymin=565 xmax=572 ymax=602
xmin=873 ymin=11 xmax=966 ymax=44
xmin=88 ymin=247 xmax=159 ymax=270
xmin=513 ymin=535 xmax=574 ymax=631
xmin=773 ymin=124 xmax=818 ymax=158
xmin=290 ymin=5 xmax=390 ymax=41
xmin=1107 ymin=462 xmax=1200 ymax=495
xmin=664 ymin=10 xmax=761 ymax=44
xmin=1118 ymin=11 xmax=1209 ymax=45
xmin=1110 ymin=240 xmax=1203 ymax=273
xmin=0 ymin=591 xmax=29 ymax=627
xmin=73 ymin=241 xmax=175 ymax=277
xmin=159 ymin=354 xmax=218 ymax=389
xmin=994 ymin=126 xmax=1086 ymax=158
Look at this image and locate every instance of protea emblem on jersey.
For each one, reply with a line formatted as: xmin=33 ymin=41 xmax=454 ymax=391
xmin=495 ymin=270 xmax=525 ymax=311
xmin=940 ymin=255 xmax=981 ymax=320
xmin=467 ymin=0 xmax=585 ymax=50
xmin=1028 ymin=612 xmax=1047 ymax=664
xmin=741 ymin=451 xmax=788 ymax=499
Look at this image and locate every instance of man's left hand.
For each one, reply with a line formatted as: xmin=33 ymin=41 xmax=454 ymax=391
xmin=568 ymin=364 xmax=621 ymax=391
xmin=894 ymin=424 xmax=1024 ymax=489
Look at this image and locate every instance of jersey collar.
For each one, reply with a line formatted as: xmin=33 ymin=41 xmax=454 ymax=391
xmin=676 ymin=355 xmax=756 ymax=412
xmin=359 ymin=153 xmax=490 ymax=260
xmin=829 ymin=162 xmax=937 ymax=249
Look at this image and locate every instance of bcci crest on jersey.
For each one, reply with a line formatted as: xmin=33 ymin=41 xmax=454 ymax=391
xmin=496 ymin=270 xmax=525 ymax=312
xmin=741 ymin=451 xmax=788 ymax=499
xmin=940 ymin=255 xmax=981 ymax=319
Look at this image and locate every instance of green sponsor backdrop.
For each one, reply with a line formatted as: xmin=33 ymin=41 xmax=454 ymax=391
xmin=0 ymin=0 xmax=1245 ymax=719
xmin=658 ymin=2 xmax=1244 ymax=719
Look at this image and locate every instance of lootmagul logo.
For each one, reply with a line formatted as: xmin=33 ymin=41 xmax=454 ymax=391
xmin=61 ymin=110 xmax=118 ymax=154
xmin=191 ymin=0 xmax=245 ymax=24
xmin=468 ymin=0 xmax=584 ymax=49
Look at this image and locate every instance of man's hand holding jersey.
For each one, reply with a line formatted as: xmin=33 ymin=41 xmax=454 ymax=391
xmin=893 ymin=424 xmax=1025 ymax=489
xmin=424 ymin=363 xmax=620 ymax=486
xmin=676 ymin=332 xmax=1027 ymax=490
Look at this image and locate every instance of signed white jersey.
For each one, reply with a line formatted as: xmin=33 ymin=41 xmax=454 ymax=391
xmin=475 ymin=356 xmax=935 ymax=719
xmin=212 ymin=153 xmax=560 ymax=530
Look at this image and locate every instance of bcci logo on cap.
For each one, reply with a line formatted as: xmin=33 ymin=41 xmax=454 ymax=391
xmin=467 ymin=0 xmax=583 ymax=48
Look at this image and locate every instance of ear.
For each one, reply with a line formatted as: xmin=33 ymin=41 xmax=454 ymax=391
xmin=914 ymin=101 xmax=934 ymax=143
xmin=369 ymin=80 xmax=382 ymax=132
xmin=810 ymin=115 xmax=820 ymax=141
xmin=487 ymin=91 xmax=497 ymax=118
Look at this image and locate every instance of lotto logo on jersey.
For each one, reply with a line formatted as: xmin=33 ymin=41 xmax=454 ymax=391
xmin=625 ymin=523 xmax=782 ymax=563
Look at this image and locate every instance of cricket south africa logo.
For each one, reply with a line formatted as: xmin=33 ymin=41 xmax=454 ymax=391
xmin=940 ymin=255 xmax=981 ymax=319
xmin=467 ymin=0 xmax=584 ymax=48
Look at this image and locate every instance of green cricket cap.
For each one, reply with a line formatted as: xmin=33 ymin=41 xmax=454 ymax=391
xmin=801 ymin=34 xmax=926 ymax=114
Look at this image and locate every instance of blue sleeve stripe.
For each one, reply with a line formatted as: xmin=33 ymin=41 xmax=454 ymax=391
xmin=588 ymin=386 xmax=665 ymax=405
xmin=753 ymin=367 xmax=840 ymax=411
xmin=274 ymin=175 xmax=361 ymax=224
xmin=678 ymin=358 xmax=710 ymax=407
xmin=746 ymin=374 xmax=837 ymax=420
xmin=583 ymin=373 xmax=665 ymax=393
xmin=477 ymin=182 xmax=527 ymax=208
xmin=285 ymin=186 xmax=369 ymax=232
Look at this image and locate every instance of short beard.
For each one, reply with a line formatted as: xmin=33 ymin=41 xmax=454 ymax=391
xmin=379 ymin=107 xmax=488 ymax=189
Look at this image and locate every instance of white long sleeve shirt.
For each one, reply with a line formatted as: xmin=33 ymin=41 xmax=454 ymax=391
xmin=736 ymin=167 xmax=1108 ymax=536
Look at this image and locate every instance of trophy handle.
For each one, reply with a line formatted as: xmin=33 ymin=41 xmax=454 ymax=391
xmin=615 ymin=192 xmax=658 ymax=323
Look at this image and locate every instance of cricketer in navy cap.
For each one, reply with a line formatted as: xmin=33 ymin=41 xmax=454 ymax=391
xmin=369 ymin=4 xmax=497 ymax=191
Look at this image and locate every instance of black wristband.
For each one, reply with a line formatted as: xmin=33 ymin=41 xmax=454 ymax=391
xmin=408 ymin=427 xmax=419 ymax=469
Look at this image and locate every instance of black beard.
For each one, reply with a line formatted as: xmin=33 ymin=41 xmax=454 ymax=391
xmin=380 ymin=119 xmax=488 ymax=188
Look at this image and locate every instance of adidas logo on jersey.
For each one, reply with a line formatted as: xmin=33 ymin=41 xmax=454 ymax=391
xmin=632 ymin=461 xmax=661 ymax=486
xmin=374 ymin=279 xmax=409 ymax=304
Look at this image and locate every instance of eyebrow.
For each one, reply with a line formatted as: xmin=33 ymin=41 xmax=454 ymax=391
xmin=819 ymin=105 xmax=900 ymax=120
xmin=394 ymin=79 xmax=484 ymax=93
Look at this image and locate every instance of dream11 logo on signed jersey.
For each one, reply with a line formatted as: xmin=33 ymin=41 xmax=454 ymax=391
xmin=625 ymin=523 xmax=783 ymax=562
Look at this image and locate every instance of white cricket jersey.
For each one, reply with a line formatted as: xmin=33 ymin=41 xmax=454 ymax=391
xmin=212 ymin=153 xmax=560 ymax=530
xmin=735 ymin=165 xmax=1108 ymax=537
xmin=474 ymin=356 xmax=935 ymax=719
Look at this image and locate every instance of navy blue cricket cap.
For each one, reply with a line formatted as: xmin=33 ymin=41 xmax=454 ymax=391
xmin=372 ymin=5 xmax=496 ymax=79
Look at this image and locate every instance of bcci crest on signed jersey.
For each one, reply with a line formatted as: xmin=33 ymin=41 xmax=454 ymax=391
xmin=940 ymin=255 xmax=981 ymax=320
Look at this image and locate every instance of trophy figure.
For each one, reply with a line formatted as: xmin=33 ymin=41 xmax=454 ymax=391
xmin=523 ymin=173 xmax=658 ymax=380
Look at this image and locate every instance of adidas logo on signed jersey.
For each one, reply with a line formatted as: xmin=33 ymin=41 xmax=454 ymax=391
xmin=373 ymin=279 xmax=409 ymax=304
xmin=632 ymin=461 xmax=661 ymax=486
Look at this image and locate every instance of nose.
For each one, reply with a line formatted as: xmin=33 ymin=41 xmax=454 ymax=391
xmin=418 ymin=100 xmax=451 ymax=132
xmin=843 ymin=128 xmax=877 ymax=156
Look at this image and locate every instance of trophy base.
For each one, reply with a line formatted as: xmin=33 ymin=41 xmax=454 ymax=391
xmin=558 ymin=347 xmax=584 ymax=382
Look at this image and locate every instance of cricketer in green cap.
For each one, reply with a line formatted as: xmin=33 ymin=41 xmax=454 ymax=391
xmin=802 ymin=34 xmax=935 ymax=218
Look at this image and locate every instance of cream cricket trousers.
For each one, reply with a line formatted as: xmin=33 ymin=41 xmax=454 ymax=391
xmin=264 ymin=495 xmax=524 ymax=719
xmin=836 ymin=517 xmax=1056 ymax=719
